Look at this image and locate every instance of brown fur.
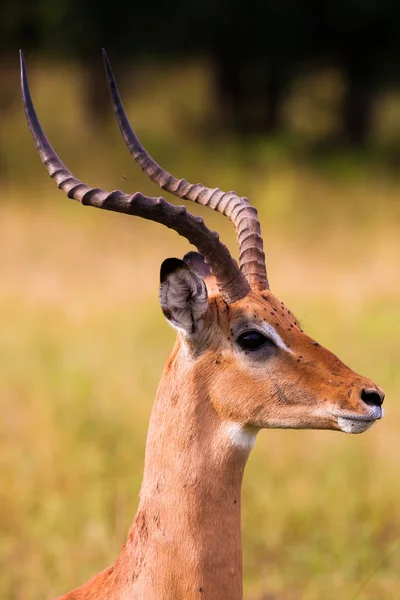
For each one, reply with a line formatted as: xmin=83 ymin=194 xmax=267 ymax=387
xmin=21 ymin=54 xmax=383 ymax=599
xmin=57 ymin=289 xmax=383 ymax=599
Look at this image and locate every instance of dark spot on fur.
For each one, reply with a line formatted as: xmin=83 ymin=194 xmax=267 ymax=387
xmin=153 ymin=514 xmax=161 ymax=528
xmin=313 ymin=341 xmax=319 ymax=346
xmin=274 ymin=384 xmax=291 ymax=404
xmin=129 ymin=510 xmax=148 ymax=549
xmin=215 ymin=359 xmax=221 ymax=365
xmin=170 ymin=392 xmax=179 ymax=407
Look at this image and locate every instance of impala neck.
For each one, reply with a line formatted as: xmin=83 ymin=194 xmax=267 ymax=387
xmin=116 ymin=341 xmax=252 ymax=600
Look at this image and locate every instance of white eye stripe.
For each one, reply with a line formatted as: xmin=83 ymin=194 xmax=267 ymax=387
xmin=258 ymin=323 xmax=292 ymax=353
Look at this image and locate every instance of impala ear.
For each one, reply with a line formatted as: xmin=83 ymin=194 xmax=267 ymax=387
xmin=183 ymin=251 xmax=219 ymax=297
xmin=159 ymin=258 xmax=208 ymax=335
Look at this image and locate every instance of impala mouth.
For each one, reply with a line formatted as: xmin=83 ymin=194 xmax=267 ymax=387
xmin=332 ymin=405 xmax=384 ymax=434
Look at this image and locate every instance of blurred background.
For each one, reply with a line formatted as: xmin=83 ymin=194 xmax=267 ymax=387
xmin=0 ymin=2 xmax=399 ymax=599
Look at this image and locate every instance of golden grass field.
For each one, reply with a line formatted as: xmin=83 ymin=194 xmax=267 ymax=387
xmin=0 ymin=61 xmax=399 ymax=599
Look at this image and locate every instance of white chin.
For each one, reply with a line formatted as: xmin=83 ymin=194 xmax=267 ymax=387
xmin=337 ymin=416 xmax=376 ymax=434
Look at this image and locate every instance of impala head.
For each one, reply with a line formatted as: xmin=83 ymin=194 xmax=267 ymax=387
xmin=20 ymin=50 xmax=384 ymax=441
xmin=159 ymin=256 xmax=384 ymax=438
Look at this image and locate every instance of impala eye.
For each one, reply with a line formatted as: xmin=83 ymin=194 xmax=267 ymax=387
xmin=236 ymin=331 xmax=273 ymax=351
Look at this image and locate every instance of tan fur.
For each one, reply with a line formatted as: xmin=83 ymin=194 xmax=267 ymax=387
xmin=57 ymin=288 xmax=383 ymax=600
xmin=20 ymin=53 xmax=383 ymax=598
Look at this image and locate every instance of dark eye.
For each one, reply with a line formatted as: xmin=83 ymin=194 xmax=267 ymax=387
xmin=236 ymin=330 xmax=272 ymax=351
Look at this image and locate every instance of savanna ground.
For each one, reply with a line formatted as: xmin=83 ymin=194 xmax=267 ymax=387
xmin=0 ymin=60 xmax=399 ymax=600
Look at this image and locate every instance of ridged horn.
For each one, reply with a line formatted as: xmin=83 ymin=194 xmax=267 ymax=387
xmin=102 ymin=49 xmax=269 ymax=292
xmin=20 ymin=50 xmax=251 ymax=304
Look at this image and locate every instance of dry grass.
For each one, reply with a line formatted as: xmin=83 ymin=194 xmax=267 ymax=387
xmin=0 ymin=61 xmax=399 ymax=599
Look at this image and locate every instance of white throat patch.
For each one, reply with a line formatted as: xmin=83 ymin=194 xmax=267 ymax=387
xmin=223 ymin=422 xmax=258 ymax=450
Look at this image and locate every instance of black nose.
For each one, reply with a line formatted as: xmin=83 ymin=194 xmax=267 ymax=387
xmin=361 ymin=388 xmax=385 ymax=407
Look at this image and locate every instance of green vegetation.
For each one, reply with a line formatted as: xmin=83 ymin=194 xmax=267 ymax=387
xmin=0 ymin=63 xmax=399 ymax=599
xmin=2 ymin=1 xmax=400 ymax=149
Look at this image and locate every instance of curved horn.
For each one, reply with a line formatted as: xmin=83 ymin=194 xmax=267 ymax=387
xmin=102 ymin=50 xmax=269 ymax=292
xmin=20 ymin=51 xmax=250 ymax=304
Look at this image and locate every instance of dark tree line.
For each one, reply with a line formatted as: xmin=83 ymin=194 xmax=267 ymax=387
xmin=1 ymin=0 xmax=399 ymax=147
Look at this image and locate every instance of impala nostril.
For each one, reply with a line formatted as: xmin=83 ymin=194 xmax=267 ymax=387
xmin=361 ymin=388 xmax=384 ymax=407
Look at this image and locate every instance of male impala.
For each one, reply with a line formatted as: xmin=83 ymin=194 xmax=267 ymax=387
xmin=20 ymin=50 xmax=384 ymax=600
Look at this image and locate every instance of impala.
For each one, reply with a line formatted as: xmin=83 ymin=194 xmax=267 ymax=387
xmin=20 ymin=50 xmax=384 ymax=600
